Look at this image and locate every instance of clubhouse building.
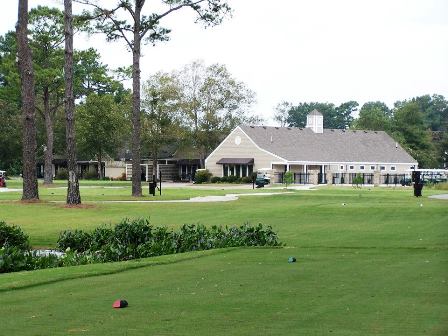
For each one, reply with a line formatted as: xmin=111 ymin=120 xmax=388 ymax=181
xmin=205 ymin=110 xmax=418 ymax=185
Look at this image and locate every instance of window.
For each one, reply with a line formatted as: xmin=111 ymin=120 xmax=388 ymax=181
xmin=380 ymin=166 xmax=386 ymax=171
xmin=235 ymin=165 xmax=241 ymax=178
xmin=349 ymin=165 xmax=354 ymax=170
xmin=224 ymin=164 xmax=252 ymax=177
xmin=370 ymin=165 xmax=375 ymax=171
xmin=223 ymin=164 xmax=228 ymax=177
xmin=229 ymin=165 xmax=235 ymax=176
xmin=360 ymin=165 xmax=365 ymax=170
xmin=390 ymin=166 xmax=396 ymax=171
xmin=340 ymin=165 xmax=344 ymax=171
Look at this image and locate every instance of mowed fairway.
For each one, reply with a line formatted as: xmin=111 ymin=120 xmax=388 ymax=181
xmin=0 ymin=185 xmax=447 ymax=335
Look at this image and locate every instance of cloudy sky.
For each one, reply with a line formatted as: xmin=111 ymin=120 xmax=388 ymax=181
xmin=1 ymin=0 xmax=447 ymax=123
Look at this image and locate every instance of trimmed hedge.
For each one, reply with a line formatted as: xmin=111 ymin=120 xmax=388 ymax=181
xmin=0 ymin=219 xmax=282 ymax=274
xmin=58 ymin=218 xmax=282 ymax=262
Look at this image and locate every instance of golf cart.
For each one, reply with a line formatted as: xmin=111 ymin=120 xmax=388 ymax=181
xmin=0 ymin=170 xmax=6 ymax=188
xmin=255 ymin=168 xmax=272 ymax=188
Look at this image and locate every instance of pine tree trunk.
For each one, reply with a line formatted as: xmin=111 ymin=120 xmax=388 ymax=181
xmin=97 ymin=152 xmax=104 ymax=180
xmin=17 ymin=0 xmax=39 ymax=201
xmin=152 ymin=151 xmax=157 ymax=180
xmin=43 ymin=87 xmax=54 ymax=185
xmin=131 ymin=4 xmax=142 ymax=197
xmin=64 ymin=0 xmax=81 ymax=205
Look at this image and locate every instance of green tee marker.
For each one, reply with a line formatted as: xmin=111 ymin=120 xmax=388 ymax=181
xmin=288 ymin=257 xmax=296 ymax=263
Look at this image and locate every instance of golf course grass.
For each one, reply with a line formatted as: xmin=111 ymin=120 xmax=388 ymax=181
xmin=0 ymin=182 xmax=447 ymax=335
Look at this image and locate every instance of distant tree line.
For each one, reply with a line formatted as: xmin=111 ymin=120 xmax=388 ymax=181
xmin=274 ymin=95 xmax=448 ymax=168
xmin=0 ymin=6 xmax=256 ymax=183
xmin=2 ymin=0 xmax=234 ymax=202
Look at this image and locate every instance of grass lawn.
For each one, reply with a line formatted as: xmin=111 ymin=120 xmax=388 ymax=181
xmin=0 ymin=185 xmax=447 ymax=335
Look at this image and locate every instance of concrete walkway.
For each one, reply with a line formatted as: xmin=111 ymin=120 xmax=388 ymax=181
xmin=50 ymin=192 xmax=295 ymax=204
xmin=0 ymin=188 xmax=21 ymax=192
xmin=428 ymin=194 xmax=448 ymax=200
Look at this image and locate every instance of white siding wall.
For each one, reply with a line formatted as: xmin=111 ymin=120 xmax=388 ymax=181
xmin=330 ymin=163 xmax=413 ymax=174
xmin=205 ymin=127 xmax=282 ymax=177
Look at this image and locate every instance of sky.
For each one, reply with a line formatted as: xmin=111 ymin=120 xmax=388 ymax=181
xmin=1 ymin=0 xmax=447 ymax=124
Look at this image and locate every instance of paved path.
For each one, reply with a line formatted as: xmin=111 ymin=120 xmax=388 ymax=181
xmin=428 ymin=194 xmax=448 ymax=200
xmin=50 ymin=192 xmax=295 ymax=204
xmin=0 ymin=188 xmax=21 ymax=192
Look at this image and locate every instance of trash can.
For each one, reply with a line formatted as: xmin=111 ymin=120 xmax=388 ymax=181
xmin=149 ymin=181 xmax=156 ymax=196
xmin=413 ymin=182 xmax=423 ymax=197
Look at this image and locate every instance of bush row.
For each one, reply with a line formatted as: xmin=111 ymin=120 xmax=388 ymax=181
xmin=195 ymin=169 xmax=255 ymax=184
xmin=57 ymin=218 xmax=281 ymax=261
xmin=0 ymin=219 xmax=281 ymax=273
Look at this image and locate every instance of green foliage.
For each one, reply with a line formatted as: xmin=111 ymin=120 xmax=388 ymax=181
xmin=283 ymin=171 xmax=293 ymax=187
xmin=57 ymin=230 xmax=92 ymax=252
xmin=77 ymin=94 xmax=128 ymax=174
xmin=224 ymin=175 xmax=240 ymax=183
xmin=55 ymin=168 xmax=68 ymax=180
xmin=0 ymin=218 xmax=281 ymax=273
xmin=194 ymin=169 xmax=212 ymax=184
xmin=241 ymin=176 xmax=253 ymax=184
xmin=0 ymin=221 xmax=30 ymax=250
xmin=176 ymin=61 xmax=257 ymax=161
xmin=287 ymin=101 xmax=357 ymax=129
xmin=56 ymin=219 xmax=281 ymax=264
xmin=352 ymin=173 xmax=363 ymax=188
xmin=210 ymin=176 xmax=221 ymax=183
xmin=352 ymin=101 xmax=392 ymax=131
xmin=141 ymin=72 xmax=182 ymax=163
xmin=392 ymin=101 xmax=437 ymax=168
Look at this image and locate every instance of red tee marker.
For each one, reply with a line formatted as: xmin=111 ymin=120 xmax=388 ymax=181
xmin=113 ymin=299 xmax=128 ymax=308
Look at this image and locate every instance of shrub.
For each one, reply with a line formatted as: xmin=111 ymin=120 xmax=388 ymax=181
xmin=210 ymin=176 xmax=221 ymax=183
xmin=0 ymin=247 xmax=32 ymax=273
xmin=283 ymin=171 xmax=294 ymax=187
xmin=89 ymin=225 xmax=114 ymax=251
xmin=0 ymin=219 xmax=282 ymax=274
xmin=57 ymin=219 xmax=282 ymax=263
xmin=55 ymin=168 xmax=68 ymax=180
xmin=57 ymin=229 xmax=92 ymax=252
xmin=241 ymin=176 xmax=253 ymax=184
xmin=194 ymin=169 xmax=212 ymax=184
xmin=226 ymin=175 xmax=240 ymax=183
xmin=352 ymin=173 xmax=363 ymax=188
xmin=0 ymin=221 xmax=30 ymax=250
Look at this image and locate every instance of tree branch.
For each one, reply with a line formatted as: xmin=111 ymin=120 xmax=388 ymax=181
xmin=141 ymin=0 xmax=205 ymax=38
xmin=75 ymin=0 xmax=133 ymax=49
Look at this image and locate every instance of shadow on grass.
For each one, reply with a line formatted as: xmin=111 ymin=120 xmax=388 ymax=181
xmin=0 ymin=247 xmax=244 ymax=293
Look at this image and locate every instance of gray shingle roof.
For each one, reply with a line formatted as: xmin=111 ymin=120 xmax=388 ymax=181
xmin=240 ymin=125 xmax=416 ymax=163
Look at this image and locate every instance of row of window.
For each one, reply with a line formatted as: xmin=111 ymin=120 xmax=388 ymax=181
xmin=340 ymin=165 xmax=397 ymax=172
xmin=223 ymin=164 xmax=253 ymax=178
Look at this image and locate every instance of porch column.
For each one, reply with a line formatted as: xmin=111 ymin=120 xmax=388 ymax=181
xmin=286 ymin=163 xmax=290 ymax=171
xmin=321 ymin=164 xmax=325 ymax=183
xmin=326 ymin=171 xmax=333 ymax=185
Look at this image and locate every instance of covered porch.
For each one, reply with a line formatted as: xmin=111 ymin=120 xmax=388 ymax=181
xmin=271 ymin=163 xmax=328 ymax=184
